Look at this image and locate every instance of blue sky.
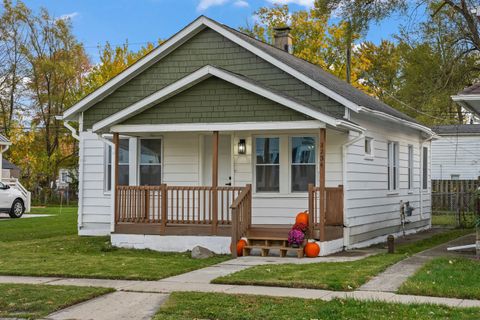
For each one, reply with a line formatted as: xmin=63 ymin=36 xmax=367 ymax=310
xmin=21 ymin=0 xmax=415 ymax=62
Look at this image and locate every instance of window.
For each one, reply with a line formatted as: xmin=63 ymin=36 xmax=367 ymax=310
xmin=365 ymin=137 xmax=373 ymax=156
xmin=451 ymin=174 xmax=460 ymax=180
xmin=291 ymin=137 xmax=316 ymax=192
xmin=105 ymin=139 xmax=130 ymax=192
xmin=408 ymin=145 xmax=413 ymax=189
xmin=255 ymin=137 xmax=280 ymax=192
xmin=422 ymin=147 xmax=428 ymax=190
xmin=387 ymin=141 xmax=399 ymax=191
xmin=139 ymin=139 xmax=162 ymax=186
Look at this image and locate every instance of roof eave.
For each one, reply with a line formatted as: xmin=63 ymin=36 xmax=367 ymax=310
xmin=358 ymin=106 xmax=436 ymax=138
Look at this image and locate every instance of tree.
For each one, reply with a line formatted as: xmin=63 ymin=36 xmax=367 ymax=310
xmin=240 ymin=4 xmax=370 ymax=91
xmin=0 ymin=0 xmax=29 ymax=137
xmin=428 ymin=0 xmax=480 ymax=56
xmin=315 ymin=0 xmax=407 ymax=83
xmin=18 ymin=6 xmax=90 ymax=200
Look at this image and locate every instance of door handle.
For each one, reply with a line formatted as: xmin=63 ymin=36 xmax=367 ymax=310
xmin=225 ymin=182 xmax=232 ymax=186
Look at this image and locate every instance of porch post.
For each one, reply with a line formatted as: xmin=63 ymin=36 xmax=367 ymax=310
xmin=212 ymin=131 xmax=219 ymax=234
xmin=319 ymin=128 xmax=326 ymax=242
xmin=113 ymin=133 xmax=120 ymax=225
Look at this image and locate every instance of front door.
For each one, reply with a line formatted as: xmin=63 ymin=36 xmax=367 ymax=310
xmin=202 ymin=135 xmax=232 ymax=186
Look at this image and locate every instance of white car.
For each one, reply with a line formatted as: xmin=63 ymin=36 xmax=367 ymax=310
xmin=0 ymin=182 xmax=26 ymax=218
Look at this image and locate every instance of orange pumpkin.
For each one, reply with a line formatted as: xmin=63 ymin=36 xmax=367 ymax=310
xmin=295 ymin=211 xmax=309 ymax=225
xmin=304 ymin=242 xmax=320 ymax=258
xmin=231 ymin=239 xmax=247 ymax=256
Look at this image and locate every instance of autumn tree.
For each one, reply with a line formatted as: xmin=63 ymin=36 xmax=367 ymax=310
xmin=241 ymin=4 xmax=370 ymax=91
xmin=315 ymin=0 xmax=406 ymax=83
xmin=0 ymin=0 xmax=29 ymax=137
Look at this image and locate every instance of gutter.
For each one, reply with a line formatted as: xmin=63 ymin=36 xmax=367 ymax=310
xmin=55 ymin=116 xmax=80 ymax=141
xmin=357 ymin=107 xmax=436 ymax=138
xmin=341 ymin=127 xmax=366 ymax=249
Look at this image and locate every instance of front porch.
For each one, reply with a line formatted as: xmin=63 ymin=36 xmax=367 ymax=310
xmin=110 ymin=127 xmax=345 ymax=257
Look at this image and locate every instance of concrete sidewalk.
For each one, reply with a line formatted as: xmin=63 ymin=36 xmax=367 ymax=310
xmin=359 ymin=234 xmax=477 ymax=292
xmin=1 ymin=273 xmax=479 ymax=311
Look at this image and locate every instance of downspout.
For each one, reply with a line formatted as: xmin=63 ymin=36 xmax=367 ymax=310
xmin=419 ymin=135 xmax=435 ymax=223
xmin=341 ymin=128 xmax=365 ymax=249
xmin=56 ymin=115 xmax=82 ymax=228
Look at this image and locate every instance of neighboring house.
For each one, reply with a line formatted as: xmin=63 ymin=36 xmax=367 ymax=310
xmin=56 ymin=168 xmax=74 ymax=189
xmin=61 ymin=16 xmax=434 ymax=256
xmin=431 ymin=124 xmax=480 ymax=180
xmin=0 ymin=134 xmax=31 ymax=212
xmin=2 ymin=159 xmax=21 ymax=179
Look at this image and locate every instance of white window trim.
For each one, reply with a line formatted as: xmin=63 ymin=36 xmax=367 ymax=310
xmin=289 ymin=135 xmax=317 ymax=193
xmin=387 ymin=141 xmax=399 ymax=192
xmin=253 ymin=135 xmax=281 ymax=194
xmin=104 ymin=138 xmax=131 ymax=194
xmin=422 ymin=146 xmax=429 ymax=191
xmin=408 ymin=144 xmax=414 ymax=192
xmin=364 ymin=137 xmax=374 ymax=160
xmin=138 ymin=137 xmax=163 ymax=186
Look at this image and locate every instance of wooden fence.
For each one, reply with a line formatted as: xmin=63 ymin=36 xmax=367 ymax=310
xmin=431 ymin=179 xmax=479 ymax=227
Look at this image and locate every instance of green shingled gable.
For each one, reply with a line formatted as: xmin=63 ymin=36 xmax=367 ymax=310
xmin=83 ymin=28 xmax=345 ymax=129
xmin=122 ymin=76 xmax=311 ymax=125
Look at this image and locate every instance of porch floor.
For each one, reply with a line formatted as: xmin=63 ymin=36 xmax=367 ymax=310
xmin=247 ymin=224 xmax=343 ymax=242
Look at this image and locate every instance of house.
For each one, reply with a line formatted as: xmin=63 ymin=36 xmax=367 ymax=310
xmin=2 ymin=159 xmax=21 ymax=179
xmin=431 ymin=124 xmax=480 ymax=180
xmin=61 ymin=16 xmax=434 ymax=256
xmin=0 ymin=134 xmax=12 ymax=181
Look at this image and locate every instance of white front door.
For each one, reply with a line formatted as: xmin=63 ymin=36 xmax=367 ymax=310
xmin=202 ymin=135 xmax=232 ymax=186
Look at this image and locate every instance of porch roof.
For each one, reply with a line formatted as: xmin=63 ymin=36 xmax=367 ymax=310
xmin=92 ymin=65 xmax=364 ymax=133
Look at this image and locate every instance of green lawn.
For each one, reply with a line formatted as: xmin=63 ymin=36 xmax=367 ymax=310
xmin=399 ymin=257 xmax=480 ymax=300
xmin=0 ymin=207 xmax=229 ymax=280
xmin=213 ymin=229 xmax=473 ymax=291
xmin=0 ymin=283 xmax=113 ymax=319
xmin=154 ymin=292 xmax=480 ymax=320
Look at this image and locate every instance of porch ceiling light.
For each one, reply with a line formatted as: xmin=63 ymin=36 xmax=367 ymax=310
xmin=238 ymin=139 xmax=246 ymax=155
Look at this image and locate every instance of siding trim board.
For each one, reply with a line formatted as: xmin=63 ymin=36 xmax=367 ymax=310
xmin=92 ymin=65 xmax=340 ymax=132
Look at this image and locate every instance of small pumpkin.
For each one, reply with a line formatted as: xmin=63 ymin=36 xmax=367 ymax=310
xmin=295 ymin=211 xmax=309 ymax=226
xmin=231 ymin=239 xmax=247 ymax=256
xmin=304 ymin=241 xmax=320 ymax=258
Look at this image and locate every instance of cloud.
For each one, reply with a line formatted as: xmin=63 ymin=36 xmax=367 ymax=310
xmin=57 ymin=12 xmax=79 ymax=21
xmin=265 ymin=0 xmax=314 ymax=8
xmin=197 ymin=0 xmax=229 ymax=11
xmin=234 ymin=0 xmax=249 ymax=7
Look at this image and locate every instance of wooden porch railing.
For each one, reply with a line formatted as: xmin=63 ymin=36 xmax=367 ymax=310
xmin=308 ymin=184 xmax=344 ymax=241
xmin=230 ymin=184 xmax=252 ymax=258
xmin=115 ymin=184 xmax=245 ymax=236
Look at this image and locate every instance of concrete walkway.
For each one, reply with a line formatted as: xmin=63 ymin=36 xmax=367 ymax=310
xmin=0 ymin=213 xmax=51 ymax=220
xmin=359 ymin=234 xmax=477 ymax=292
xmin=45 ymin=291 xmax=168 ymax=320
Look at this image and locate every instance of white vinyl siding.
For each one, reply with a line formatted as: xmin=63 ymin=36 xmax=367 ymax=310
xmin=431 ymin=135 xmax=480 ymax=180
xmin=345 ymin=112 xmax=431 ymax=246
xmin=408 ymin=145 xmax=413 ymax=190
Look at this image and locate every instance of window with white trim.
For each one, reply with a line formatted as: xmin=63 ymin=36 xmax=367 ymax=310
xmin=139 ymin=139 xmax=162 ymax=186
xmin=291 ymin=136 xmax=316 ymax=192
xmin=387 ymin=141 xmax=399 ymax=191
xmin=255 ymin=137 xmax=280 ymax=192
xmin=422 ymin=146 xmax=428 ymax=190
xmin=105 ymin=139 xmax=129 ymax=192
xmin=408 ymin=145 xmax=413 ymax=190
xmin=365 ymin=137 xmax=373 ymax=156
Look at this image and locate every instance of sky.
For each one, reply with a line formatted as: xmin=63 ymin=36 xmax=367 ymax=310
xmin=20 ymin=0 xmax=416 ymax=62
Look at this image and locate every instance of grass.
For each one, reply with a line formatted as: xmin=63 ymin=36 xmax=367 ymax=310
xmin=431 ymin=212 xmax=476 ymax=227
xmin=0 ymin=283 xmax=113 ymax=319
xmin=399 ymin=257 xmax=480 ymax=300
xmin=154 ymin=291 xmax=480 ymax=320
xmin=0 ymin=207 xmax=229 ymax=280
xmin=212 ymin=229 xmax=473 ymax=291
